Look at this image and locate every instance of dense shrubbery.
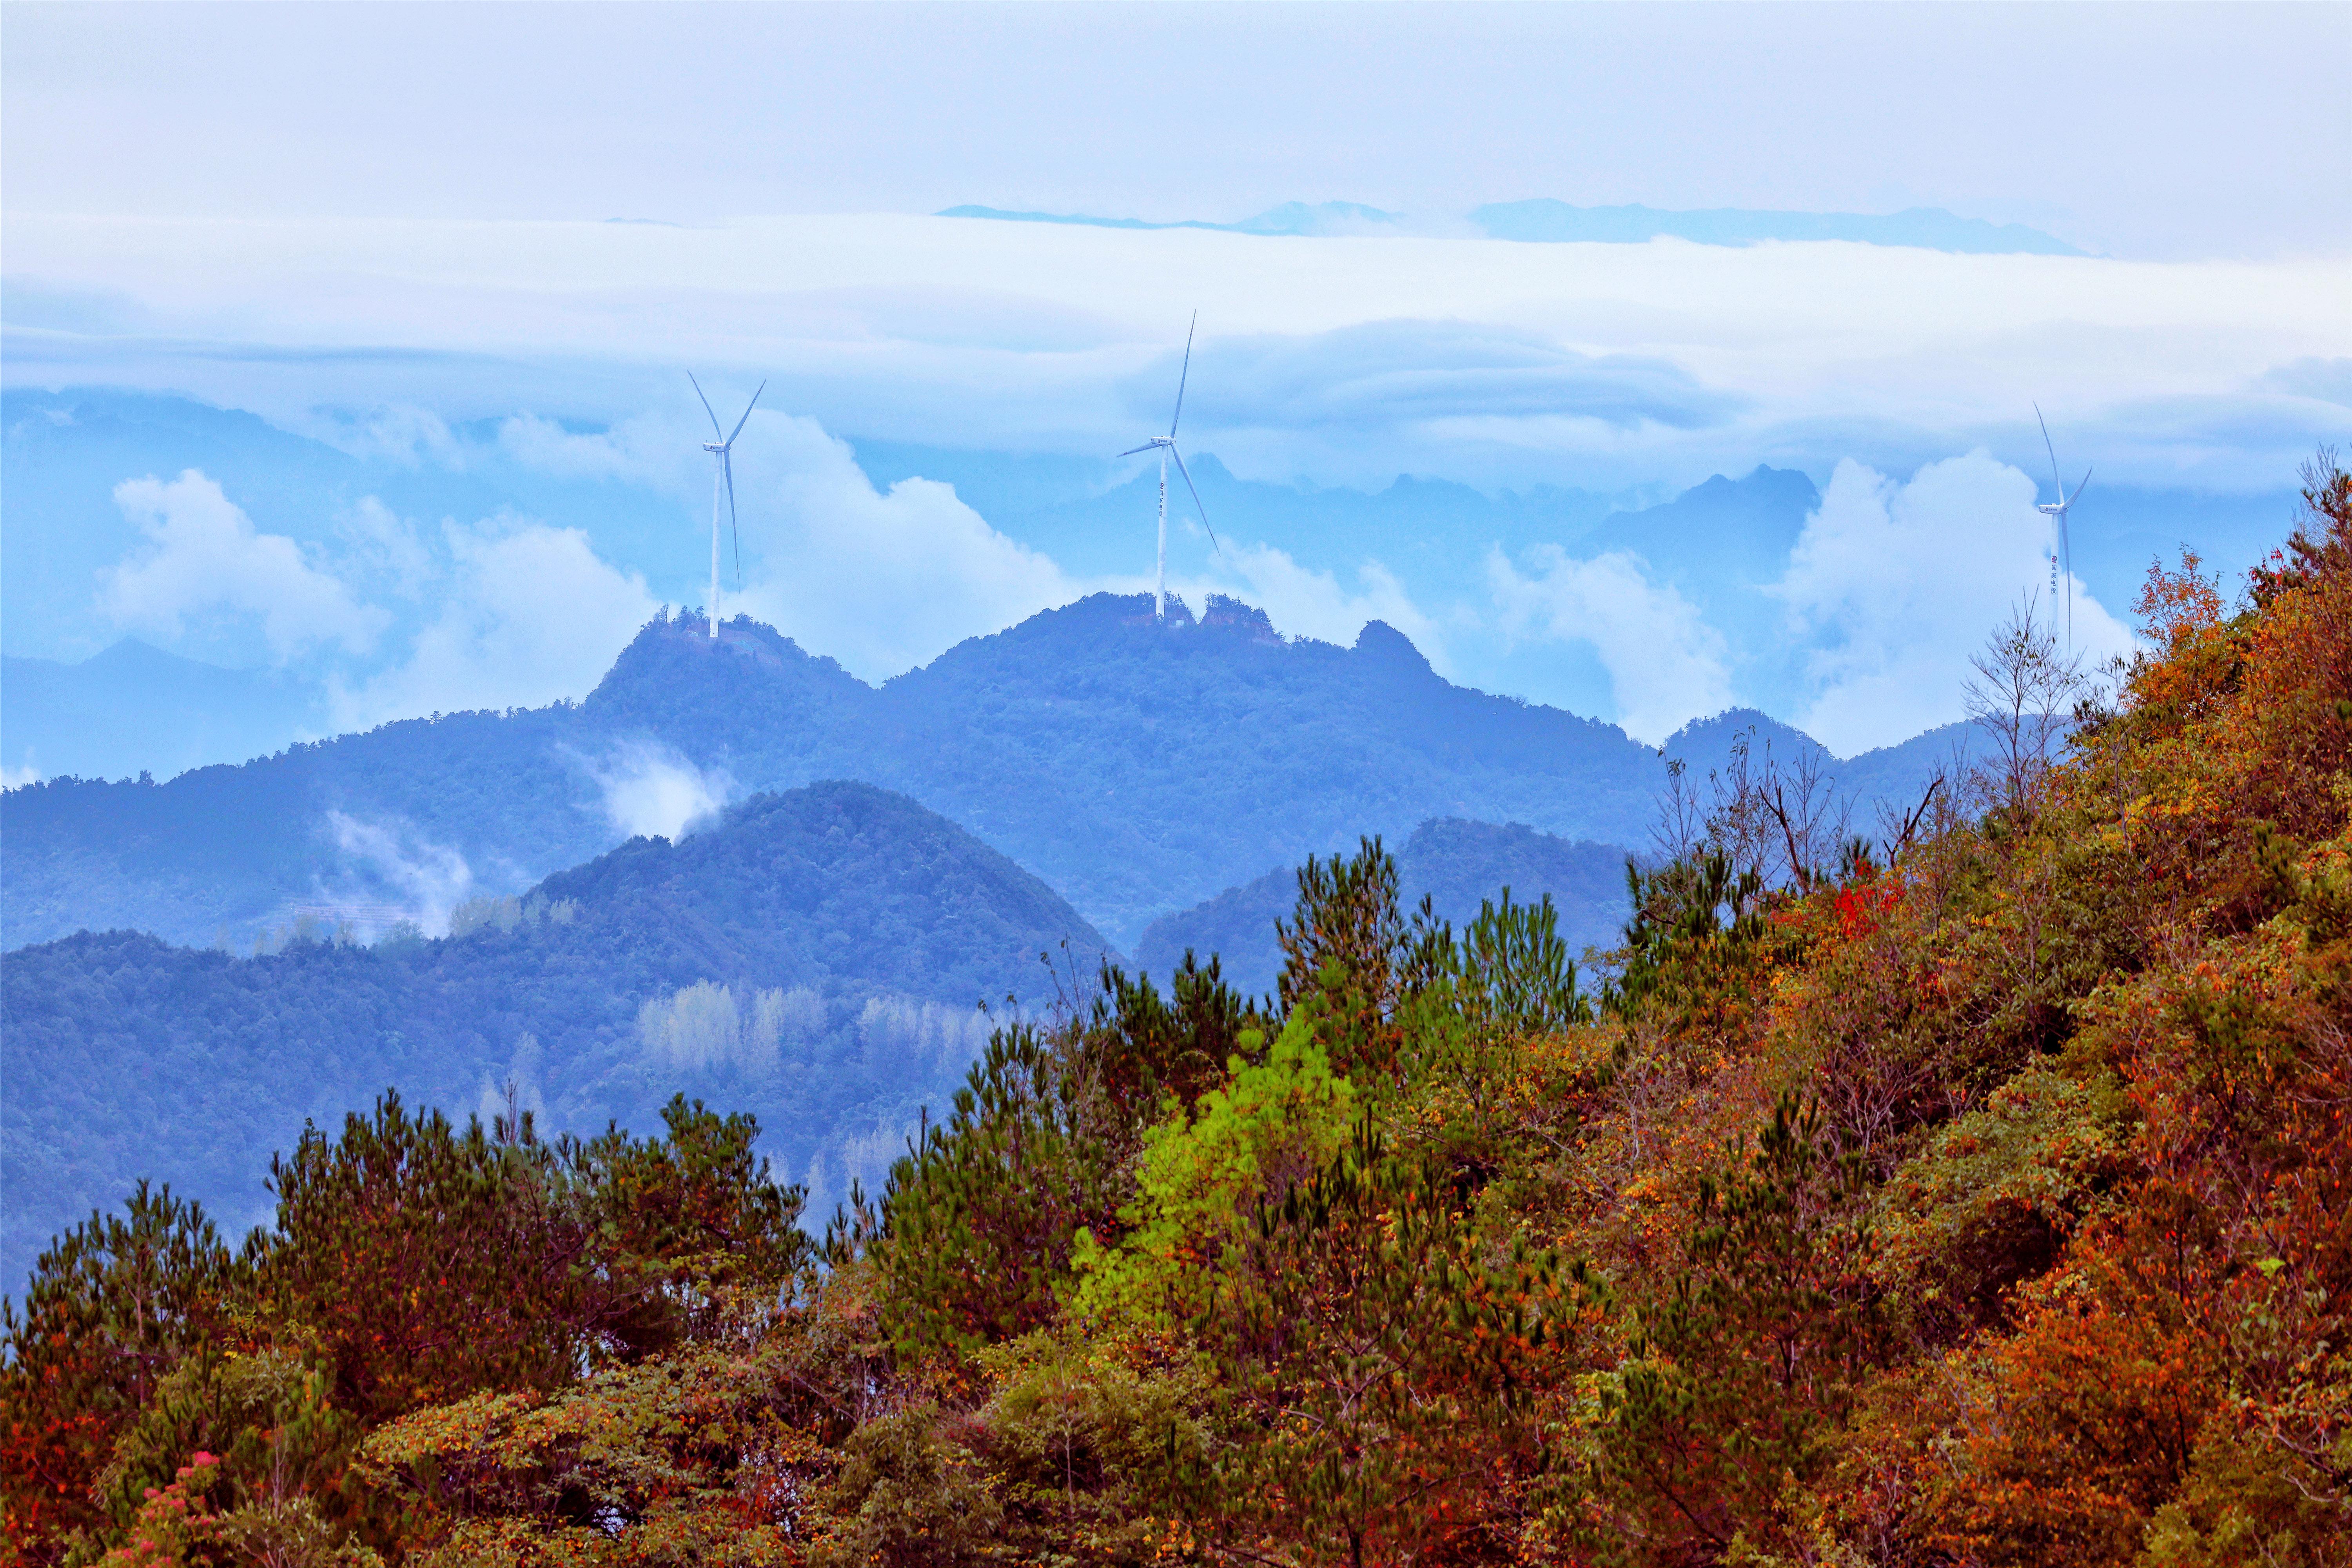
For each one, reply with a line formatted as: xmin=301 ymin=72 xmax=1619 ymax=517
xmin=7 ymin=459 xmax=2350 ymax=1564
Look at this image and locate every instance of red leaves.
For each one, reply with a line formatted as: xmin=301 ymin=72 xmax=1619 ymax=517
xmin=1831 ymin=884 xmax=1900 ymax=943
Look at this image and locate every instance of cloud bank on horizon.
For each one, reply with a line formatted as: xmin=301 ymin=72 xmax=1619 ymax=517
xmin=0 ymin=207 xmax=2330 ymax=753
xmin=1 ymin=2 xmax=2341 ymax=767
xmin=5 ymin=210 xmax=2341 ymax=500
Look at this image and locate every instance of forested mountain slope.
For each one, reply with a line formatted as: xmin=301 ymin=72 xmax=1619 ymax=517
xmin=4 ymin=593 xmax=1956 ymax=953
xmin=868 ymin=594 xmax=1663 ymax=939
xmin=1135 ymin=815 xmax=1635 ymax=997
xmin=0 ymin=780 xmax=1107 ymax=1299
xmin=0 ymin=616 xmax=872 ymax=952
xmin=0 ymin=600 xmax=1632 ymax=952
xmin=12 ymin=464 xmax=2348 ymax=1565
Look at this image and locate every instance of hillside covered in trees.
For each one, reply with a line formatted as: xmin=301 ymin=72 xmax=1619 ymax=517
xmin=0 ymin=781 xmax=1108 ymax=1299
xmin=7 ymin=459 xmax=2347 ymax=1566
xmin=1136 ymin=816 xmax=1636 ymax=997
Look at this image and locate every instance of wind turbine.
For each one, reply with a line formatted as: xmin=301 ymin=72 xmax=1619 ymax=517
xmin=689 ymin=372 xmax=764 ymax=641
xmin=2034 ymin=403 xmax=2091 ymax=650
xmin=1120 ymin=314 xmax=1221 ymax=619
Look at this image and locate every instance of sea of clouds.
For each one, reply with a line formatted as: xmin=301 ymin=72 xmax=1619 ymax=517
xmin=5 ymin=213 xmax=2344 ymax=754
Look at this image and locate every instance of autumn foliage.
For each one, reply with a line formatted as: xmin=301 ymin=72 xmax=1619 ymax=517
xmin=6 ymin=456 xmax=2351 ymax=1564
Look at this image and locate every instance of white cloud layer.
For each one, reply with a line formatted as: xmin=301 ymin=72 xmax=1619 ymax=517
xmin=1191 ymin=544 xmax=1450 ymax=674
xmin=726 ymin=417 xmax=1078 ymax=681
xmin=1486 ymin=544 xmax=1735 ymax=744
xmin=332 ymin=516 xmax=658 ymax=728
xmin=333 ymin=495 xmax=435 ymax=596
xmin=1777 ymin=453 xmax=2136 ymax=755
xmin=591 ymin=740 xmax=733 ymax=842
xmin=495 ymin=407 xmax=1074 ymax=681
xmin=100 ymin=470 xmax=384 ymax=661
xmin=7 ymin=214 xmax=2342 ymax=495
xmin=59 ymin=413 xmax=2176 ymax=766
xmin=325 ymin=811 xmax=475 ymax=933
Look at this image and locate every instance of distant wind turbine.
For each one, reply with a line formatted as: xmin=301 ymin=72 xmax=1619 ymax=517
xmin=2034 ymin=403 xmax=2091 ymax=650
xmin=690 ymin=372 xmax=764 ymax=641
xmin=1120 ymin=314 xmax=1221 ymax=619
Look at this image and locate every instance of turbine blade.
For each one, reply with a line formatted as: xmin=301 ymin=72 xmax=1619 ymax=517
xmin=1118 ymin=442 xmax=1158 ymax=457
xmin=1169 ymin=310 xmax=1196 ymax=439
xmin=727 ymin=380 xmax=766 ymax=446
xmin=2071 ymin=466 xmax=2092 ymax=507
xmin=724 ymin=450 xmax=742 ymax=593
xmin=689 ymin=372 xmax=724 ymax=439
xmin=2035 ymin=401 xmax=2063 ymax=497
xmin=1170 ymin=445 xmax=1222 ymax=559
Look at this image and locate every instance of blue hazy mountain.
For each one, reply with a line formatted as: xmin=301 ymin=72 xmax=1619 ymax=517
xmin=2 ymin=639 xmax=329 ymax=781
xmin=848 ymin=441 xmax=1638 ymax=583
xmin=4 ymin=588 xmax=1973 ymax=967
xmin=1471 ymin=200 xmax=2083 ymax=255
xmin=848 ymin=443 xmax=1822 ymax=719
xmin=0 ymin=614 xmax=867 ymax=955
xmin=2 ymin=597 xmax=1684 ymax=951
xmin=938 ymin=201 xmax=1406 ymax=236
xmin=0 ymin=780 xmax=1109 ymax=1295
xmin=936 ymin=199 xmax=2081 ymax=254
xmin=1135 ymin=816 xmax=1636 ymax=1000
xmin=865 ymin=593 xmax=1667 ymax=941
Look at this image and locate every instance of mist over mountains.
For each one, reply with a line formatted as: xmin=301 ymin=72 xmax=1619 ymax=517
xmin=3 ymin=388 xmax=2296 ymax=784
xmin=2 ymin=592 xmax=1959 ymax=959
xmin=0 ymin=385 xmax=2153 ymax=1306
xmin=0 ymin=584 xmax=1957 ymax=1295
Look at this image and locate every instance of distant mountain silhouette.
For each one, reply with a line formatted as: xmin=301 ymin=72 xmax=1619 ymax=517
xmin=0 ymin=780 xmax=1105 ymax=1296
xmin=2 ymin=597 xmax=1658 ymax=949
xmin=1661 ymin=706 xmax=1971 ymax=829
xmin=935 ymin=200 xmax=2083 ymax=254
xmin=860 ymin=593 xmax=1665 ymax=941
xmin=937 ymin=201 xmax=1405 ymax=236
xmin=3 ymin=595 xmax=1960 ymax=953
xmin=2 ymin=639 xmax=327 ymax=782
xmin=1471 ymin=200 xmax=2082 ymax=255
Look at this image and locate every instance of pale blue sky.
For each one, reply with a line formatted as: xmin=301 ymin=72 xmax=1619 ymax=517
xmin=6 ymin=2 xmax=2346 ymax=258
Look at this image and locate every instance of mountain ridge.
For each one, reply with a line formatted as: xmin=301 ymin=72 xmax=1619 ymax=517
xmin=0 ymin=779 xmax=1104 ymax=1294
xmin=3 ymin=596 xmax=1953 ymax=953
xmin=935 ymin=199 xmax=2080 ymax=254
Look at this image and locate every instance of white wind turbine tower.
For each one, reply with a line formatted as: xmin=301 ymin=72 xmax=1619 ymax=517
xmin=690 ymin=372 xmax=764 ymax=640
xmin=2034 ymin=403 xmax=2092 ymax=650
xmin=1120 ymin=314 xmax=1222 ymax=619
